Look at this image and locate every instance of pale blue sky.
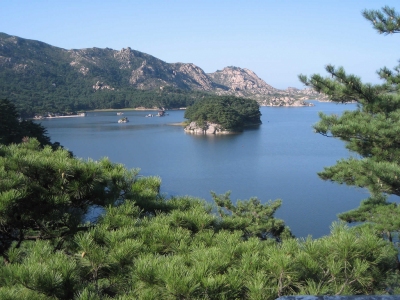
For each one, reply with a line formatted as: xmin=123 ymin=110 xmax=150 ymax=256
xmin=2 ymin=0 xmax=399 ymax=89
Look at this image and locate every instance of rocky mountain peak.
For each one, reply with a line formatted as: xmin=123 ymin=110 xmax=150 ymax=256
xmin=114 ymin=47 xmax=135 ymax=68
xmin=208 ymin=66 xmax=276 ymax=93
xmin=172 ymin=63 xmax=215 ymax=91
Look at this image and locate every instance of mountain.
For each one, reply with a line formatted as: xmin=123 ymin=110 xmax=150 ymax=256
xmin=0 ymin=32 xmax=323 ymax=116
xmin=207 ymin=67 xmax=319 ymax=106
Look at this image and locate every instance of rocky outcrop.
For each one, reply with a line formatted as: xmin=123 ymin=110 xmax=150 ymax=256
xmin=207 ymin=67 xmax=318 ymax=106
xmin=92 ymin=81 xmax=115 ymax=91
xmin=113 ymin=47 xmax=135 ymax=69
xmin=285 ymin=86 xmax=329 ymax=102
xmin=130 ymin=60 xmax=156 ymax=85
xmin=184 ymin=121 xmax=231 ymax=134
xmin=0 ymin=56 xmax=12 ymax=65
xmin=172 ymin=63 xmax=216 ymax=91
xmin=208 ymin=67 xmax=276 ymax=94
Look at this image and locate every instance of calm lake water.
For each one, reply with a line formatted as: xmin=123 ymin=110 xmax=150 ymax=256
xmin=40 ymin=101 xmax=375 ymax=238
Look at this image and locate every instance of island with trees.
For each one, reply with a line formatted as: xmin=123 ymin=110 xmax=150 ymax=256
xmin=1 ymin=5 xmax=400 ymax=299
xmin=183 ymin=95 xmax=262 ymax=134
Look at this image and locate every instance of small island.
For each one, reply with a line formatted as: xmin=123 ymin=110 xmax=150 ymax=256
xmin=184 ymin=96 xmax=262 ymax=134
xmin=118 ymin=117 xmax=129 ymax=123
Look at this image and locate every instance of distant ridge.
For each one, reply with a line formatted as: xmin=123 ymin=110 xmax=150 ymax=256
xmin=0 ymin=32 xmax=324 ymax=115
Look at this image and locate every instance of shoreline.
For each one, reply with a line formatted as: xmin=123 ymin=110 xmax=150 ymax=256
xmin=34 ymin=114 xmax=86 ymax=120
xmin=90 ymin=107 xmax=160 ymax=112
xmin=89 ymin=107 xmax=187 ymax=112
xmin=86 ymin=107 xmax=186 ymax=112
xmin=33 ymin=100 xmax=353 ymax=119
xmin=168 ymin=122 xmax=187 ymax=126
xmin=44 ymin=115 xmax=86 ymax=119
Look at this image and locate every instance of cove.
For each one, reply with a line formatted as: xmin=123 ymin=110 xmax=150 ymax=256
xmin=39 ymin=101 xmax=372 ymax=238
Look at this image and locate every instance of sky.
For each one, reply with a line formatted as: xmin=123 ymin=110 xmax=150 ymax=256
xmin=2 ymin=0 xmax=399 ymax=89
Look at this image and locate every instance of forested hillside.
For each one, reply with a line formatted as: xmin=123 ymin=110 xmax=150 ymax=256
xmin=0 ymin=34 xmax=210 ymax=116
xmin=0 ymin=32 xmax=318 ymax=117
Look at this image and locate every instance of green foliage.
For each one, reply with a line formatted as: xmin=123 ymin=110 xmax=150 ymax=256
xmin=2 ymin=198 xmax=395 ymax=299
xmin=363 ymin=6 xmax=400 ymax=35
xmin=212 ymin=191 xmax=292 ymax=241
xmin=3 ymin=84 xmax=209 ymax=118
xmin=184 ymin=95 xmax=262 ymax=131
xmin=0 ymin=139 xmax=139 ymax=256
xmin=0 ymin=241 xmax=80 ymax=299
xmin=299 ymin=5 xmax=400 ymax=269
xmin=0 ymin=99 xmax=52 ymax=146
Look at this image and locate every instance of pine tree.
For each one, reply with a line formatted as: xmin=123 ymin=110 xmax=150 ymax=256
xmin=0 ymin=99 xmax=52 ymax=147
xmin=0 ymin=138 xmax=139 ymax=256
xmin=0 ymin=175 xmax=397 ymax=298
xmin=299 ymin=6 xmax=400 ymax=253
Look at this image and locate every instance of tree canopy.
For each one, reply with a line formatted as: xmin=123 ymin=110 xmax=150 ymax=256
xmin=184 ymin=95 xmax=262 ymax=131
xmin=0 ymin=139 xmax=141 ymax=256
xmin=299 ymin=6 xmax=400 ymax=265
xmin=0 ymin=99 xmax=53 ymax=146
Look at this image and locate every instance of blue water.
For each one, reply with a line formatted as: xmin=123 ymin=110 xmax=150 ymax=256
xmin=40 ymin=101 xmax=375 ymax=238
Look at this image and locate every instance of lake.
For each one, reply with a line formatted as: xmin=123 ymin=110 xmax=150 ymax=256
xmin=39 ymin=101 xmax=372 ymax=238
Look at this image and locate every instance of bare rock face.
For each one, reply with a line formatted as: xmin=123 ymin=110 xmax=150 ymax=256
xmin=128 ymin=60 xmax=218 ymax=91
xmin=285 ymin=86 xmax=329 ymax=101
xmin=68 ymin=48 xmax=108 ymax=71
xmin=207 ymin=66 xmax=317 ymax=106
xmin=114 ymin=47 xmax=135 ymax=69
xmin=130 ymin=60 xmax=155 ymax=85
xmin=0 ymin=56 xmax=12 ymax=66
xmin=184 ymin=121 xmax=230 ymax=134
xmin=173 ymin=63 xmax=215 ymax=91
xmin=208 ymin=66 xmax=276 ymax=94
xmin=92 ymin=81 xmax=114 ymax=91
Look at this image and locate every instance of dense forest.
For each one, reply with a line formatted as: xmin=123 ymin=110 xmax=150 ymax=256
xmin=1 ymin=5 xmax=400 ymax=299
xmin=0 ymin=70 xmax=210 ymax=117
xmin=184 ymin=96 xmax=262 ymax=131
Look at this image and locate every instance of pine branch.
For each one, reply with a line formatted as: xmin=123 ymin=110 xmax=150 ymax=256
xmin=363 ymin=6 xmax=400 ymax=35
